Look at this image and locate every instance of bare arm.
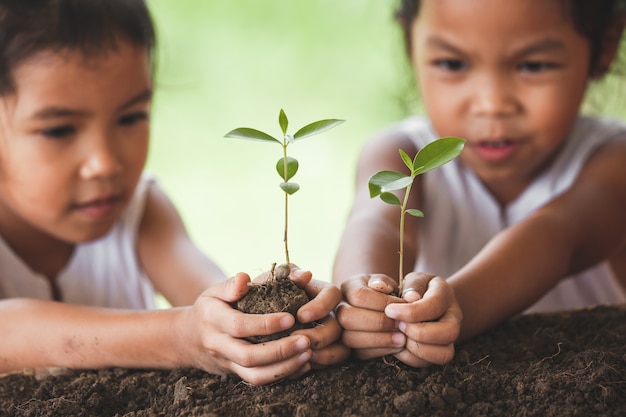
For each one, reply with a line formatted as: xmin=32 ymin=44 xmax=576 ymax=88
xmin=138 ymin=182 xmax=226 ymax=306
xmin=450 ymin=139 xmax=626 ymax=341
xmin=333 ymin=130 xmax=420 ymax=285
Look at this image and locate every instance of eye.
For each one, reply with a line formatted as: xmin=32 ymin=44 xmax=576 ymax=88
xmin=118 ymin=111 xmax=149 ymax=126
xmin=433 ymin=59 xmax=468 ymax=72
xmin=41 ymin=125 xmax=75 ymax=139
xmin=517 ymin=61 xmax=558 ymax=73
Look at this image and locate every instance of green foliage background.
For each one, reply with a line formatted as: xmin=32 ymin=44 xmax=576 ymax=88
xmin=146 ymin=1 xmax=626 ymax=282
xmin=147 ymin=0 xmax=407 ymax=280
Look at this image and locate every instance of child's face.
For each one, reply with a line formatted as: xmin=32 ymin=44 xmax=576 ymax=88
xmin=0 ymin=41 xmax=151 ymax=244
xmin=410 ymin=0 xmax=591 ymax=193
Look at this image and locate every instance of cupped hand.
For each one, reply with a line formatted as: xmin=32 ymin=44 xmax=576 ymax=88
xmin=288 ymin=265 xmax=351 ymax=368
xmin=336 ymin=273 xmax=407 ymax=360
xmin=384 ymin=272 xmax=462 ymax=367
xmin=174 ymin=272 xmax=314 ymax=385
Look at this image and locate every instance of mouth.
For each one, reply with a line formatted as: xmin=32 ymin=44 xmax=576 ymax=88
xmin=72 ymin=194 xmax=124 ymax=219
xmin=469 ymin=138 xmax=521 ymax=162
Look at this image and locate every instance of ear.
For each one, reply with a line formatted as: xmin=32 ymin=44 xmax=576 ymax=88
xmin=591 ymin=13 xmax=626 ymax=78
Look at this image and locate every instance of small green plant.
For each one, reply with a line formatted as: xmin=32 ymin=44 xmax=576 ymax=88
xmin=225 ymin=109 xmax=344 ymax=266
xmin=368 ymin=137 xmax=465 ymax=294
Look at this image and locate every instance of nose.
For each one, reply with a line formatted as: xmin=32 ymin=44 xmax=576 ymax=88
xmin=469 ymin=73 xmax=518 ymax=118
xmin=79 ymin=135 xmax=123 ymax=180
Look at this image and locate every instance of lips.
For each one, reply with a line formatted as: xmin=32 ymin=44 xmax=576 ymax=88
xmin=469 ymin=138 xmax=521 ymax=162
xmin=73 ymin=194 xmax=124 ymax=219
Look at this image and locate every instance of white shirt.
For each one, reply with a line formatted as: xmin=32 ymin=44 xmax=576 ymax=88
xmin=0 ymin=174 xmax=156 ymax=309
xmin=393 ymin=115 xmax=626 ymax=313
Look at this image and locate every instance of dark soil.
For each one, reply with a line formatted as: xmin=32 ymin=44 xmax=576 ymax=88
xmin=234 ymin=264 xmax=312 ymax=343
xmin=2 ymin=304 xmax=625 ymax=417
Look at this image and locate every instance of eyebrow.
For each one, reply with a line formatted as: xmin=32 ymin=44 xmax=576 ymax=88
xmin=31 ymin=88 xmax=153 ymax=120
xmin=425 ymin=36 xmax=567 ymax=57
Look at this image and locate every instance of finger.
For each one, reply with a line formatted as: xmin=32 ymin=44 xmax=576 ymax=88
xmin=404 ymin=338 xmax=455 ymax=365
xmin=402 ymin=272 xmax=437 ymax=299
xmin=309 ymin=342 xmax=351 ymax=368
xmin=393 ymin=349 xmax=432 ymax=368
xmin=341 ymin=275 xmax=404 ymax=311
xmin=336 ymin=302 xmax=398 ymax=332
xmin=217 ymin=306 xmax=295 ymax=339
xmin=398 ymin=312 xmax=461 ymax=346
xmin=231 ymin=350 xmax=313 ymax=386
xmin=226 ymin=334 xmax=311 ymax=369
xmin=341 ymin=328 xmax=405 ymax=351
xmin=352 ymin=346 xmax=404 ymax=361
xmin=203 ymin=273 xmax=251 ymax=302
xmin=297 ymin=285 xmax=342 ymax=323
xmin=368 ymin=274 xmax=398 ymax=294
xmin=385 ymin=277 xmax=454 ymax=323
xmin=293 ymin=314 xmax=341 ymax=350
xmin=288 ymin=264 xmax=313 ymax=288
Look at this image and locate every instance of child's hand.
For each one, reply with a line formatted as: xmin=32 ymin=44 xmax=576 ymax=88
xmin=290 ymin=270 xmax=351 ymax=368
xmin=337 ymin=273 xmax=407 ymax=360
xmin=286 ymin=265 xmax=351 ymax=369
xmin=174 ymin=273 xmax=313 ymax=385
xmin=384 ymin=272 xmax=462 ymax=367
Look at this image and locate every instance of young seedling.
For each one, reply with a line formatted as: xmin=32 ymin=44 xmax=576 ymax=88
xmin=224 ymin=109 xmax=344 ymax=343
xmin=225 ymin=109 xmax=344 ymax=269
xmin=368 ymin=137 xmax=465 ymax=294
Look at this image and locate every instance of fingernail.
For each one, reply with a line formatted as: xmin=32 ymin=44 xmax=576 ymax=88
xmin=298 ymin=351 xmax=312 ymax=362
xmin=385 ymin=305 xmax=399 ymax=319
xmin=403 ymin=288 xmax=422 ymax=302
xmin=291 ymin=268 xmax=307 ymax=279
xmin=369 ymin=278 xmax=389 ymax=292
xmin=398 ymin=321 xmax=407 ymax=332
xmin=280 ymin=315 xmax=294 ymax=329
xmin=392 ymin=332 xmax=405 ymax=346
xmin=299 ymin=309 xmax=314 ymax=323
xmin=295 ymin=337 xmax=310 ymax=351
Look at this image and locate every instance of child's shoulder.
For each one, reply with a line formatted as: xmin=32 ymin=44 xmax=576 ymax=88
xmin=573 ymin=115 xmax=626 ymax=142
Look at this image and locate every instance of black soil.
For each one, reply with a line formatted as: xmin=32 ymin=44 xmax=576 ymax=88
xmin=234 ymin=264 xmax=312 ymax=343
xmin=2 ymin=305 xmax=625 ymax=416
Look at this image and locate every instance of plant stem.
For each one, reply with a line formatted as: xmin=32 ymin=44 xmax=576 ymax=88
xmin=398 ymin=181 xmax=414 ymax=295
xmin=282 ymin=142 xmax=290 ymax=265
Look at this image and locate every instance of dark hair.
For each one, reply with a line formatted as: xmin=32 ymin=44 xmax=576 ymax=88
xmin=0 ymin=0 xmax=156 ymax=95
xmin=395 ymin=0 xmax=626 ymax=74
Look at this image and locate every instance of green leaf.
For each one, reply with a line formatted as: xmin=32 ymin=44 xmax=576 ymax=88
xmin=406 ymin=208 xmax=424 ymax=217
xmin=399 ymin=149 xmax=413 ymax=172
xmin=279 ymin=109 xmax=288 ymax=135
xmin=224 ymin=127 xmax=280 ymax=144
xmin=380 ymin=192 xmax=401 ymax=206
xmin=276 ymin=156 xmax=299 ymax=181
xmin=280 ymin=182 xmax=300 ymax=195
xmin=368 ymin=170 xmax=411 ymax=197
xmin=293 ymin=119 xmax=345 ymax=140
xmin=413 ymin=137 xmax=465 ymax=176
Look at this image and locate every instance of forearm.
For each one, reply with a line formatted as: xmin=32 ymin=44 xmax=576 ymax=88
xmin=0 ymin=298 xmax=185 ymax=372
xmin=333 ymin=214 xmax=405 ymax=285
xmin=450 ymin=212 xmax=572 ymax=342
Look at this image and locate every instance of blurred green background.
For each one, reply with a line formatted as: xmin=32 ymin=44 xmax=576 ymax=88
xmin=146 ymin=1 xmax=626 ymax=283
xmin=147 ymin=0 xmax=409 ymax=281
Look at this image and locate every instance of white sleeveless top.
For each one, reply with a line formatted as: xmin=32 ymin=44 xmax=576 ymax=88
xmin=394 ymin=115 xmax=626 ymax=313
xmin=0 ymin=174 xmax=156 ymax=309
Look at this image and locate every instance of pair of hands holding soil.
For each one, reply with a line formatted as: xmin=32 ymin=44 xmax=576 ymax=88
xmin=175 ymin=265 xmax=462 ymax=385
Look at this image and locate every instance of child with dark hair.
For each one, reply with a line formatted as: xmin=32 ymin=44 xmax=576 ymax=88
xmin=334 ymin=0 xmax=626 ymax=368
xmin=0 ymin=0 xmax=348 ymax=385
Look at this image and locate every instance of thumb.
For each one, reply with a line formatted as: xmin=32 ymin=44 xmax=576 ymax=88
xmin=402 ymin=272 xmax=438 ymax=302
xmin=204 ymin=272 xmax=251 ymax=302
xmin=367 ymin=274 xmax=398 ymax=295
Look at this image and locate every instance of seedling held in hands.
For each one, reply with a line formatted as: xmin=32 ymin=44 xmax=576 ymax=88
xmin=224 ymin=109 xmax=344 ymax=343
xmin=368 ymin=137 xmax=465 ymax=294
xmin=225 ymin=109 xmax=344 ymax=268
